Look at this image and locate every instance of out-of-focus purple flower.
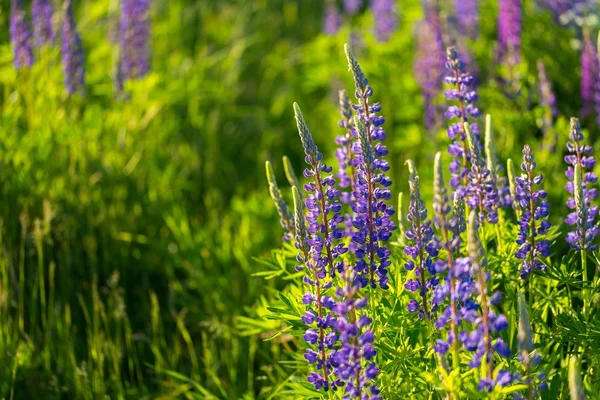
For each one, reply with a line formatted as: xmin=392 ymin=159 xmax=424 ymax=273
xmin=61 ymin=2 xmax=85 ymax=94
xmin=565 ymin=117 xmax=599 ymax=250
xmin=343 ymin=0 xmax=362 ymax=14
xmin=119 ymin=0 xmax=151 ymax=80
xmin=10 ymin=0 xmax=34 ymax=69
xmin=537 ymin=0 xmax=583 ymax=20
xmin=345 ymin=45 xmax=396 ymax=290
xmin=580 ymin=34 xmax=597 ymax=117
xmin=371 ymin=0 xmax=398 ymax=42
xmin=514 ymin=145 xmax=552 ymax=279
xmin=414 ymin=4 xmax=445 ymax=130
xmin=497 ymin=0 xmax=522 ymax=67
xmin=455 ymin=0 xmax=479 ymax=39
xmin=32 ymin=0 xmax=54 ymax=47
xmin=537 ymin=60 xmax=558 ymax=149
xmin=323 ymin=3 xmax=341 ymax=35
xmin=444 ymin=46 xmax=481 ymax=198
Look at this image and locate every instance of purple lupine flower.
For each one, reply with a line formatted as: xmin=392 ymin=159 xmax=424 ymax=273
xmin=61 ymin=2 xmax=85 ymax=94
xmin=465 ymin=123 xmax=498 ymax=224
xmin=343 ymin=0 xmax=362 ymax=14
xmin=580 ymin=34 xmax=597 ymax=117
xmin=465 ymin=211 xmax=511 ymax=391
xmin=371 ymin=0 xmax=398 ymax=42
xmin=404 ymin=160 xmax=439 ymax=319
xmin=414 ymin=4 xmax=446 ymax=130
xmin=537 ymin=0 xmax=583 ymax=20
xmin=565 ymin=117 xmax=599 ymax=250
xmin=32 ymin=0 xmax=54 ymax=47
xmin=497 ymin=0 xmax=522 ymax=67
xmin=266 ymin=161 xmax=294 ymax=242
xmin=444 ymin=46 xmax=481 ymax=197
xmin=514 ymin=145 xmax=552 ymax=279
xmin=10 ymin=0 xmax=34 ymax=69
xmin=335 ymin=90 xmax=357 ymax=240
xmin=537 ymin=60 xmax=558 ymax=149
xmin=323 ymin=3 xmax=341 ymax=35
xmin=345 ymin=45 xmax=396 ymax=290
xmin=291 ymin=186 xmax=339 ymax=393
xmin=331 ymin=263 xmax=381 ymax=399
xmin=119 ymin=0 xmax=151 ymax=80
xmin=455 ymin=0 xmax=479 ymax=39
xmin=294 ymin=103 xmax=344 ymax=280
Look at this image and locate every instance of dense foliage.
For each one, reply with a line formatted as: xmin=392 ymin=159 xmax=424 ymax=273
xmin=0 ymin=0 xmax=599 ymax=399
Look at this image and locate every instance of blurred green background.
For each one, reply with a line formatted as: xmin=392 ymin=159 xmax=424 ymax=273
xmin=0 ymin=0 xmax=593 ymax=398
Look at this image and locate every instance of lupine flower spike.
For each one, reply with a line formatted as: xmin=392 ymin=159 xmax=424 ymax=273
xmin=444 ymin=46 xmax=481 ymax=196
xmin=10 ymin=0 xmax=34 ymax=69
xmin=345 ymin=44 xmax=395 ymax=289
xmin=323 ymin=1 xmax=341 ymax=36
xmin=514 ymin=145 xmax=551 ymax=279
xmin=343 ymin=0 xmax=362 ymax=14
xmin=335 ymin=90 xmax=356 ymax=241
xmin=404 ymin=160 xmax=438 ymax=319
xmin=371 ymin=0 xmax=398 ymax=43
xmin=498 ymin=0 xmax=522 ymax=68
xmin=455 ymin=0 xmax=479 ymax=39
xmin=119 ymin=0 xmax=152 ymax=80
xmin=536 ymin=60 xmax=558 ymax=150
xmin=507 ymin=158 xmax=522 ymax=220
xmin=292 ymin=186 xmax=337 ymax=392
xmin=266 ymin=161 xmax=294 ymax=242
xmin=32 ymin=0 xmax=55 ymax=48
xmin=465 ymin=211 xmax=512 ymax=392
xmin=465 ymin=122 xmax=499 ymax=224
xmin=293 ymin=103 xmax=343 ymax=280
xmin=61 ymin=0 xmax=86 ymax=94
xmin=565 ymin=117 xmax=599 ymax=251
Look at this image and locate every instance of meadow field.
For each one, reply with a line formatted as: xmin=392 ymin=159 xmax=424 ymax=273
xmin=0 ymin=0 xmax=599 ymax=399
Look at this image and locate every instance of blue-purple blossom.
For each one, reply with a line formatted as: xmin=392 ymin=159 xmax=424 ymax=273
xmin=323 ymin=3 xmax=341 ymax=35
xmin=514 ymin=145 xmax=552 ymax=279
xmin=335 ymin=90 xmax=356 ymax=239
xmin=343 ymin=0 xmax=362 ymax=14
xmin=345 ymin=45 xmax=395 ymax=290
xmin=404 ymin=160 xmax=439 ymax=319
xmin=414 ymin=4 xmax=445 ymax=130
xmin=497 ymin=0 xmax=522 ymax=67
xmin=465 ymin=123 xmax=499 ymax=224
xmin=32 ymin=0 xmax=54 ymax=47
xmin=537 ymin=60 xmax=558 ymax=149
xmin=61 ymin=2 xmax=85 ymax=94
xmin=455 ymin=0 xmax=479 ymax=39
xmin=371 ymin=0 xmax=398 ymax=42
xmin=565 ymin=118 xmax=599 ymax=250
xmin=10 ymin=0 xmax=34 ymax=69
xmin=580 ymin=34 xmax=597 ymax=118
xmin=119 ymin=0 xmax=151 ymax=80
xmin=444 ymin=46 xmax=481 ymax=197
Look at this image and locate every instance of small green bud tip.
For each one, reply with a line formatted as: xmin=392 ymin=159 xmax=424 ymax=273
xmin=484 ymin=114 xmax=497 ymax=172
xmin=265 ymin=161 xmax=274 ymax=182
xmin=574 ymin=164 xmax=586 ymax=215
xmin=569 ymin=355 xmax=585 ymax=400
xmin=464 ymin=122 xmax=476 ymax=150
xmin=283 ymin=156 xmax=300 ymax=190
xmin=405 ymin=159 xmax=416 ymax=177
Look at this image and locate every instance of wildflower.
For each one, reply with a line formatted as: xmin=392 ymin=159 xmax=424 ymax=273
xmin=292 ymin=186 xmax=339 ymax=393
xmin=454 ymin=0 xmax=479 ymax=39
xmin=119 ymin=0 xmax=151 ymax=79
xmin=61 ymin=1 xmax=86 ymax=94
xmin=265 ymin=161 xmax=294 ymax=242
xmin=537 ymin=60 xmax=558 ymax=149
xmin=323 ymin=3 xmax=341 ymax=35
xmin=371 ymin=0 xmax=398 ymax=42
xmin=293 ymin=103 xmax=344 ymax=279
xmin=343 ymin=0 xmax=362 ymax=14
xmin=465 ymin=123 xmax=498 ymax=224
xmin=444 ymin=46 xmax=481 ymax=196
xmin=414 ymin=3 xmax=445 ymax=130
xmin=32 ymin=0 xmax=54 ymax=47
xmin=345 ymin=45 xmax=395 ymax=289
xmin=404 ymin=160 xmax=438 ymax=319
xmin=10 ymin=0 xmax=34 ymax=69
xmin=484 ymin=114 xmax=511 ymax=209
xmin=580 ymin=34 xmax=597 ymax=117
xmin=497 ymin=0 xmax=522 ymax=67
xmin=564 ymin=118 xmax=599 ymax=250
xmin=514 ymin=145 xmax=551 ymax=279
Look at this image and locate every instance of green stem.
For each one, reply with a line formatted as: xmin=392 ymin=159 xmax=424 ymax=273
xmin=581 ymin=250 xmax=588 ymax=318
